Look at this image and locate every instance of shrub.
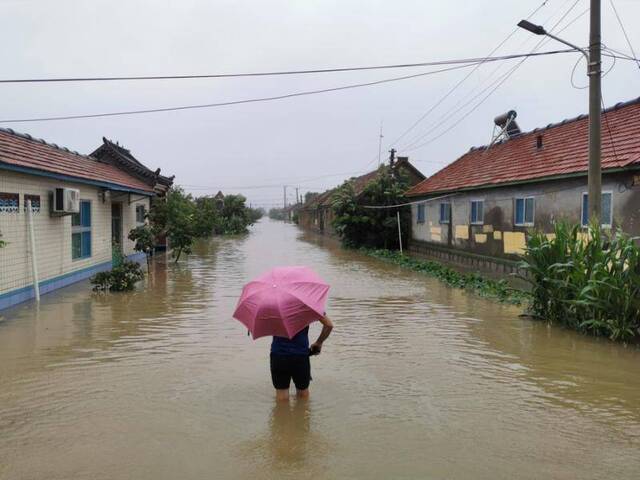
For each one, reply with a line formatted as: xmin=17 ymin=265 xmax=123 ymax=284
xmin=519 ymin=222 xmax=640 ymax=341
xmin=91 ymin=261 xmax=144 ymax=292
xmin=365 ymin=248 xmax=528 ymax=305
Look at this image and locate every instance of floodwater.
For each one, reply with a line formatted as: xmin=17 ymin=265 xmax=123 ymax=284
xmin=1 ymin=219 xmax=639 ymax=480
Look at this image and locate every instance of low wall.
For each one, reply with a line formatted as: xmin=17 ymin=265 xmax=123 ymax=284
xmin=408 ymin=239 xmax=528 ymax=287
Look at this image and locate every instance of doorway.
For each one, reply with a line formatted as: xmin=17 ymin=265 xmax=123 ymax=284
xmin=111 ymin=202 xmax=123 ymax=264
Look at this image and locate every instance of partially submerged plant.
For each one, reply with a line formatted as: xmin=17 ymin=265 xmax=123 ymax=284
xmin=519 ymin=221 xmax=640 ymax=342
xmin=91 ymin=261 xmax=144 ymax=292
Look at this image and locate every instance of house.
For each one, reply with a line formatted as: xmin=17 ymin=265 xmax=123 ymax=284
xmin=0 ymin=128 xmax=171 ymax=311
xmin=91 ymin=137 xmax=174 ymax=250
xmin=405 ymin=97 xmax=640 ymax=273
xmin=298 ymin=156 xmax=426 ymax=235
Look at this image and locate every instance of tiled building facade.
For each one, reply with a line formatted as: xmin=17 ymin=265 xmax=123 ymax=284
xmin=0 ymin=128 xmax=166 ymax=311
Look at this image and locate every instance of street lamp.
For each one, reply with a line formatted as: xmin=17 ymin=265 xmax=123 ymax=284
xmin=517 ymin=1 xmax=602 ymax=224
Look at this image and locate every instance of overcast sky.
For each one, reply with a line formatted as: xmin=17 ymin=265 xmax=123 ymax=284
xmin=1 ymin=0 xmax=639 ymax=208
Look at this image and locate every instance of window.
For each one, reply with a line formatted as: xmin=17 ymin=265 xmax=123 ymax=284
xmin=470 ymin=200 xmax=484 ymax=224
xmin=582 ymin=192 xmax=613 ymax=227
xmin=135 ymin=204 xmax=146 ymax=224
xmin=72 ymin=200 xmax=92 ymax=260
xmin=515 ymin=197 xmax=535 ymax=226
xmin=416 ymin=203 xmax=425 ymax=224
xmin=439 ymin=203 xmax=451 ymax=224
xmin=23 ymin=194 xmax=41 ymax=213
xmin=0 ymin=192 xmax=19 ymax=213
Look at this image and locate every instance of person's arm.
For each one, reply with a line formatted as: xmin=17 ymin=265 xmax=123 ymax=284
xmin=310 ymin=315 xmax=333 ymax=355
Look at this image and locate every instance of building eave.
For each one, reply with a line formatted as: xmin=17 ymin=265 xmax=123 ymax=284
xmin=0 ymin=162 xmax=155 ymax=196
xmin=405 ymin=165 xmax=640 ymax=199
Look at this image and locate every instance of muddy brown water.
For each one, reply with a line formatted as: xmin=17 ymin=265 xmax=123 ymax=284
xmin=1 ymin=219 xmax=639 ymax=480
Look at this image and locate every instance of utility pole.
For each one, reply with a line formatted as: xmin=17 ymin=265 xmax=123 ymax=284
xmin=283 ymin=185 xmax=287 ymax=209
xmin=588 ymin=0 xmax=602 ymax=223
xmin=295 ymin=187 xmax=300 ymax=204
xmin=377 ymin=121 xmax=384 ymax=167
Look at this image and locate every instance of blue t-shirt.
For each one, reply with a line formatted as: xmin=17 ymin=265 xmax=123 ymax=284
xmin=271 ymin=327 xmax=309 ymax=356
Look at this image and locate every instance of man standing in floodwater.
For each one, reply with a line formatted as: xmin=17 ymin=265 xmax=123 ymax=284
xmin=270 ymin=315 xmax=334 ymax=401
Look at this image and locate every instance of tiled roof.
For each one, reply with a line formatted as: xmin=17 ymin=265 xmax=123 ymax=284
xmin=406 ymin=97 xmax=640 ymax=197
xmin=0 ymin=128 xmax=154 ymax=193
xmin=302 ymin=158 xmax=425 ymax=209
xmin=91 ymin=137 xmax=174 ymax=188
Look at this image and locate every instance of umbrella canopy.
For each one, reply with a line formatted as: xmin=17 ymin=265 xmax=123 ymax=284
xmin=233 ymin=266 xmax=330 ymax=340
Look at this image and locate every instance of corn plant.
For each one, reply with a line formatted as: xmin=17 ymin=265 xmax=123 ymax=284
xmin=519 ymin=222 xmax=640 ymax=342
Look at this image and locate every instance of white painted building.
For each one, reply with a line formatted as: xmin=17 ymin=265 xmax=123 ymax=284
xmin=0 ymin=128 xmax=169 ymax=311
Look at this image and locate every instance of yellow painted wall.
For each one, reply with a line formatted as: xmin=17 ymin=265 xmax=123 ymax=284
xmin=455 ymin=225 xmax=469 ymax=240
xmin=474 ymin=233 xmax=487 ymax=244
xmin=493 ymin=231 xmax=502 ymax=240
xmin=503 ymin=231 xmax=526 ymax=254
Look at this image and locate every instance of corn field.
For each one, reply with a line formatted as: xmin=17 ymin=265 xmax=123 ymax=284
xmin=519 ymin=222 xmax=640 ymax=342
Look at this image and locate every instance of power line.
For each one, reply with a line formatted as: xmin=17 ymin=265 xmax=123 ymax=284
xmin=0 ymin=51 xmax=584 ymax=84
xmin=608 ymin=0 xmax=640 ymax=71
xmin=385 ymin=0 xmax=552 ymax=151
xmin=400 ymin=1 xmax=587 ymax=154
xmin=0 ymin=50 xmax=579 ymax=124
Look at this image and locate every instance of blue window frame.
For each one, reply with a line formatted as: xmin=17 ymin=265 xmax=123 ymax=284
xmin=582 ymin=192 xmax=612 ymax=227
xmin=439 ymin=203 xmax=451 ymax=224
xmin=470 ymin=200 xmax=484 ymax=224
xmin=416 ymin=203 xmax=425 ymax=224
xmin=515 ymin=197 xmax=535 ymax=226
xmin=72 ymin=200 xmax=92 ymax=259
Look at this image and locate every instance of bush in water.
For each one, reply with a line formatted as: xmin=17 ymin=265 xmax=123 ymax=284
xmin=91 ymin=261 xmax=145 ymax=292
xmin=519 ymin=222 xmax=640 ymax=342
xmin=128 ymin=225 xmax=155 ymax=269
xmin=365 ymin=248 xmax=528 ymax=305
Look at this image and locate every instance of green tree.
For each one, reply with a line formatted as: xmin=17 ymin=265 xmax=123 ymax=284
xmin=332 ymin=165 xmax=410 ymax=249
xmin=148 ymin=187 xmax=196 ymax=262
xmin=128 ymin=224 xmax=155 ymax=271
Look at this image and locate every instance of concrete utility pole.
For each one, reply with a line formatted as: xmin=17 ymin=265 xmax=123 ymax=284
xmin=283 ymin=185 xmax=287 ymax=209
xmin=295 ymin=187 xmax=300 ymax=204
xmin=588 ymin=0 xmax=602 ymax=222
xmin=518 ymin=1 xmax=602 ymax=223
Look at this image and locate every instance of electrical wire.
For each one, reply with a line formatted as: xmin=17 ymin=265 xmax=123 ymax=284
xmin=608 ymin=0 xmax=640 ymax=70
xmin=0 ymin=50 xmax=579 ymax=124
xmin=0 ymin=51 xmax=579 ymax=84
xmin=384 ymin=0 xmax=552 ymax=152
xmin=400 ymin=1 xmax=587 ymax=154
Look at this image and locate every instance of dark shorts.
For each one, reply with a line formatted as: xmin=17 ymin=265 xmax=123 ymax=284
xmin=270 ymin=354 xmax=311 ymax=390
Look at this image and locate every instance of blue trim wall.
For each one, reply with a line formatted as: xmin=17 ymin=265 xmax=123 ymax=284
xmin=0 ymin=252 xmax=147 ymax=312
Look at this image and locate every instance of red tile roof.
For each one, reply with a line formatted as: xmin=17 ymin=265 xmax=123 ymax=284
xmin=406 ymin=97 xmax=640 ymax=197
xmin=0 ymin=128 xmax=154 ymax=193
xmin=303 ymin=158 xmax=425 ymax=209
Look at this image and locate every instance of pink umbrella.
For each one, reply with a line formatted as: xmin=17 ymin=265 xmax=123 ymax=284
xmin=233 ymin=266 xmax=330 ymax=340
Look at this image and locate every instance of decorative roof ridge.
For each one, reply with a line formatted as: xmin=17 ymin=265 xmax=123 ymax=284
xmin=0 ymin=127 xmax=91 ymax=159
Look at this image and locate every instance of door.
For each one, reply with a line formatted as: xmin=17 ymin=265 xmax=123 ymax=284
xmin=111 ymin=203 xmax=123 ymax=264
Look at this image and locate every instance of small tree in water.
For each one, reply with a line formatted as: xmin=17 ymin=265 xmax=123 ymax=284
xmin=148 ymin=187 xmax=196 ymax=263
xmin=128 ymin=224 xmax=155 ymax=271
xmin=332 ymin=165 xmax=410 ymax=249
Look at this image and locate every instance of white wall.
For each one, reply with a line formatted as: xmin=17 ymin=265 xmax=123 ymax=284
xmin=0 ymin=170 xmax=149 ymax=297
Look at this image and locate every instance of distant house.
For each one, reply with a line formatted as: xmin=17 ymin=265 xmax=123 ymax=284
xmin=405 ymin=97 xmax=640 ymax=272
xmin=298 ymin=156 xmax=425 ymax=236
xmin=0 ymin=129 xmax=172 ymax=311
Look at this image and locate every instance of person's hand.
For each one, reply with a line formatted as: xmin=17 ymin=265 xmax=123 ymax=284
xmin=309 ymin=342 xmax=322 ymax=355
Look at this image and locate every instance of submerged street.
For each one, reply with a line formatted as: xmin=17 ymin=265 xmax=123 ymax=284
xmin=1 ymin=219 xmax=639 ymax=479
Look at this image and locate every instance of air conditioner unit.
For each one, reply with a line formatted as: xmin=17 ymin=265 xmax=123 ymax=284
xmin=51 ymin=188 xmax=80 ymax=215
